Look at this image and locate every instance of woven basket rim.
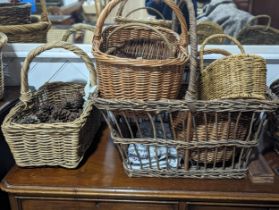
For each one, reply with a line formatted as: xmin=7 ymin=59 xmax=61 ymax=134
xmin=0 ymin=2 xmax=31 ymax=9
xmin=114 ymin=16 xmax=172 ymax=27
xmin=0 ymin=21 xmax=51 ymax=34
xmin=93 ymin=45 xmax=188 ymax=66
xmin=201 ymin=53 xmax=266 ymax=74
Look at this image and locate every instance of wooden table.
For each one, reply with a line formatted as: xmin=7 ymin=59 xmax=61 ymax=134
xmin=1 ymin=123 xmax=279 ymax=210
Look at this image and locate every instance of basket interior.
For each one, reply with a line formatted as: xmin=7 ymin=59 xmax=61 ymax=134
xmin=12 ymin=82 xmax=85 ymax=124
xmin=100 ymin=25 xmax=180 ymax=60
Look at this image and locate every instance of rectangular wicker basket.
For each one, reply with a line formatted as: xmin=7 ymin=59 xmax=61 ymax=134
xmin=2 ymin=41 xmax=101 ymax=168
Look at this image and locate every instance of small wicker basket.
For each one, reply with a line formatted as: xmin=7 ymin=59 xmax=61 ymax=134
xmin=0 ymin=33 xmax=7 ymax=100
xmin=0 ymin=0 xmax=51 ymax=43
xmin=93 ymin=0 xmax=188 ymax=100
xmin=0 ymin=2 xmax=31 ymax=25
xmin=200 ymin=34 xmax=267 ymax=100
xmin=237 ymin=15 xmax=279 ymax=45
xmin=197 ymin=21 xmax=224 ymax=44
xmin=2 ymin=41 xmax=101 ymax=168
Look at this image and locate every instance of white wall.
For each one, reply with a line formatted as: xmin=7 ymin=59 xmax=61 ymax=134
xmin=2 ymin=44 xmax=279 ymax=90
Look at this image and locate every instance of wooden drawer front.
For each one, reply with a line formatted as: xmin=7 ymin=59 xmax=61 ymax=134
xmin=21 ymin=199 xmax=178 ymax=210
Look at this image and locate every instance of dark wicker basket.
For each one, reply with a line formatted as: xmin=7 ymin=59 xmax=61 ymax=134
xmin=0 ymin=2 xmax=31 ymax=25
xmin=237 ymin=15 xmax=279 ymax=45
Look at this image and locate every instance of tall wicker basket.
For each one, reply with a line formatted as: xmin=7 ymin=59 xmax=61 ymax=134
xmin=237 ymin=15 xmax=279 ymax=45
xmin=92 ymin=0 xmax=278 ymax=179
xmin=2 ymin=41 xmax=101 ymax=168
xmin=0 ymin=0 xmax=51 ymax=43
xmin=0 ymin=33 xmax=7 ymax=100
xmin=115 ymin=1 xmax=172 ymax=29
xmin=93 ymin=0 xmax=189 ymax=100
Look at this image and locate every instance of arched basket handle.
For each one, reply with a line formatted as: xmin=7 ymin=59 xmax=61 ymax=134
xmin=0 ymin=32 xmax=8 ymax=48
xmin=124 ymin=7 xmax=166 ymax=20
xmin=62 ymin=23 xmax=95 ymax=42
xmin=199 ymin=34 xmax=245 ymax=72
xmin=247 ymin=15 xmax=272 ymax=30
xmin=40 ymin=0 xmax=49 ymax=22
xmin=94 ymin=0 xmax=188 ymax=48
xmin=20 ymin=41 xmax=97 ymax=103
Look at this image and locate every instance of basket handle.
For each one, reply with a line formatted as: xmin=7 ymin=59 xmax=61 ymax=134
xmin=106 ymin=22 xmax=175 ymax=55
xmin=124 ymin=7 xmax=166 ymax=20
xmin=174 ymin=0 xmax=197 ymax=100
xmin=40 ymin=0 xmax=49 ymax=22
xmin=247 ymin=15 xmax=271 ymax=30
xmin=20 ymin=41 xmax=97 ymax=103
xmin=199 ymin=34 xmax=245 ymax=72
xmin=0 ymin=32 xmax=8 ymax=48
xmin=62 ymin=23 xmax=96 ymax=42
xmin=94 ymin=0 xmax=188 ymax=47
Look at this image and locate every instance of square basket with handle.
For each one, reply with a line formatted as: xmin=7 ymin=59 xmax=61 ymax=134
xmin=2 ymin=41 xmax=101 ymax=168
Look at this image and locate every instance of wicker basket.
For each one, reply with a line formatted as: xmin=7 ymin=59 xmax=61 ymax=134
xmin=237 ymin=15 xmax=279 ymax=45
xmin=93 ymin=0 xmax=188 ymax=100
xmin=0 ymin=2 xmax=31 ymax=25
xmin=197 ymin=21 xmax=224 ymax=44
xmin=2 ymin=41 xmax=101 ymax=168
xmin=115 ymin=3 xmax=172 ymax=29
xmin=92 ymin=0 xmax=278 ymax=179
xmin=0 ymin=33 xmax=7 ymax=100
xmin=0 ymin=0 xmax=51 ymax=43
xmin=200 ymin=34 xmax=267 ymax=100
xmin=62 ymin=23 xmax=95 ymax=44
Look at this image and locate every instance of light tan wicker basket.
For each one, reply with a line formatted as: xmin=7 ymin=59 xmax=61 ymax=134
xmin=0 ymin=33 xmax=7 ymax=100
xmin=2 ymin=41 xmax=101 ymax=168
xmin=0 ymin=0 xmax=51 ymax=43
xmin=200 ymin=34 xmax=267 ymax=100
xmin=93 ymin=0 xmax=189 ymax=100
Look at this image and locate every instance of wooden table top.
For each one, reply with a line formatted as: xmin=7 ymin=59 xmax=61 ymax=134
xmin=1 ymin=123 xmax=279 ymax=203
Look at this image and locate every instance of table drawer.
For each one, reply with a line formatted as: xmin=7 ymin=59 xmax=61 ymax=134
xmin=21 ymin=199 xmax=178 ymax=210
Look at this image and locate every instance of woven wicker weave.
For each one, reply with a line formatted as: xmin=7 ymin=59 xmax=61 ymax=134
xmin=0 ymin=33 xmax=7 ymax=100
xmin=0 ymin=0 xmax=51 ymax=43
xmin=200 ymin=34 xmax=267 ymax=100
xmin=2 ymin=41 xmax=101 ymax=168
xmin=93 ymin=0 xmax=188 ymax=100
xmin=62 ymin=23 xmax=95 ymax=44
xmin=0 ymin=2 xmax=31 ymax=25
xmin=115 ymin=3 xmax=172 ymax=29
xmin=237 ymin=15 xmax=279 ymax=45
xmin=197 ymin=21 xmax=224 ymax=44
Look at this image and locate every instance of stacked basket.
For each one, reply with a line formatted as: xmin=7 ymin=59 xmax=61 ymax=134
xmin=0 ymin=0 xmax=51 ymax=43
xmin=93 ymin=0 xmax=278 ymax=179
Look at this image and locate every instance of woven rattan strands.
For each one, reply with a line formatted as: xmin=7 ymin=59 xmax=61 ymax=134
xmin=0 ymin=2 xmax=31 ymax=25
xmin=0 ymin=0 xmax=51 ymax=43
xmin=0 ymin=33 xmax=7 ymax=100
xmin=93 ymin=0 xmax=188 ymax=100
xmin=2 ymin=41 xmax=100 ymax=168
